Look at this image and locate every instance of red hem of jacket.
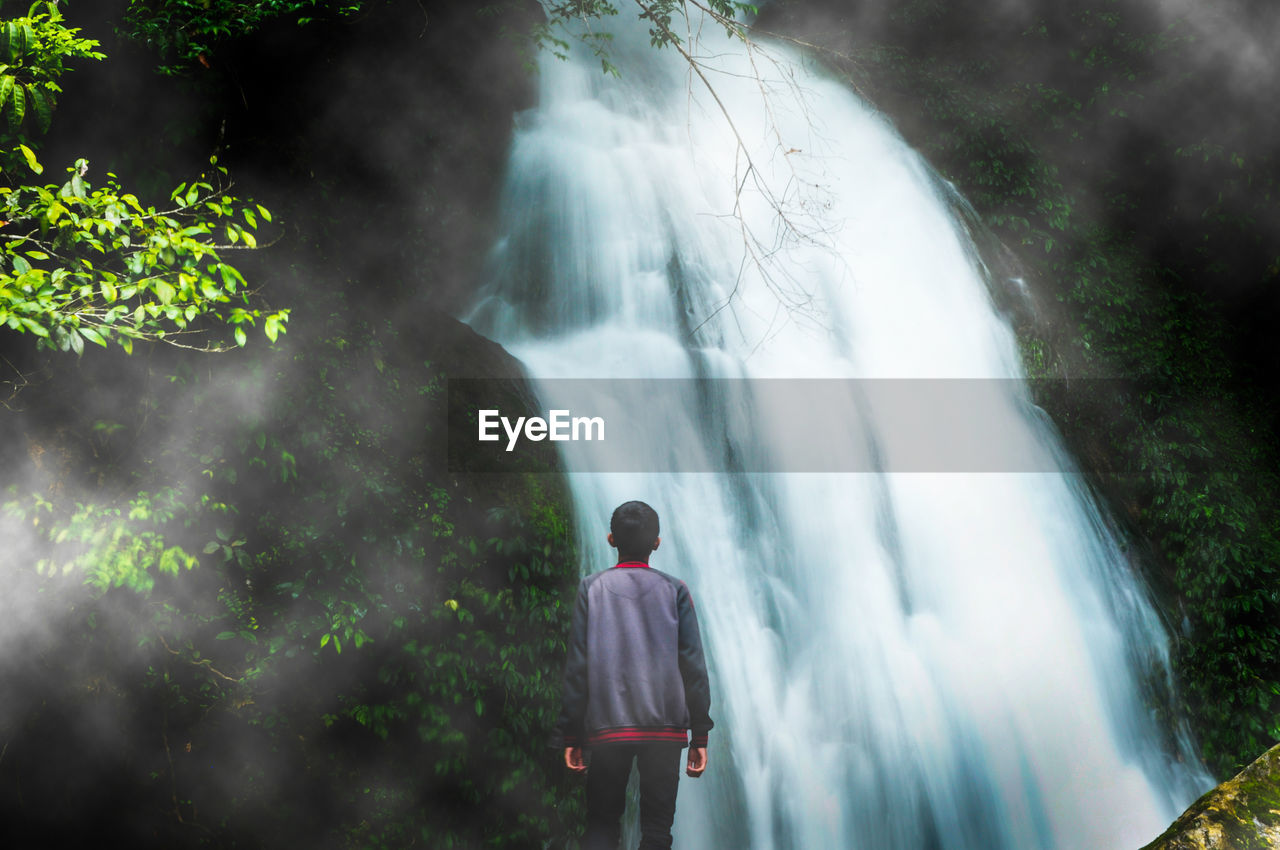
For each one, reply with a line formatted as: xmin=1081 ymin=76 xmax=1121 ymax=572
xmin=562 ymin=732 xmax=708 ymax=749
xmin=585 ymin=726 xmax=694 ymax=747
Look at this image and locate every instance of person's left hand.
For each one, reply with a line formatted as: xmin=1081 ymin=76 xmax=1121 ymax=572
xmin=564 ymin=746 xmax=587 ymax=774
xmin=686 ymin=746 xmax=707 ymax=778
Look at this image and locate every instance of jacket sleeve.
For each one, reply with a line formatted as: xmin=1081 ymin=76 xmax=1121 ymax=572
xmin=677 ymin=581 xmax=713 ymax=748
xmin=549 ymin=577 xmax=590 ymax=749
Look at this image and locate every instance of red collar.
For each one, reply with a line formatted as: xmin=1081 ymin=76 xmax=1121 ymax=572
xmin=614 ymin=561 xmax=650 ymax=569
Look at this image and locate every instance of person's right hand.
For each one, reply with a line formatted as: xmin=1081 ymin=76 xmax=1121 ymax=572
xmin=686 ymin=746 xmax=707 ymax=778
xmin=564 ymin=746 xmax=587 ymax=774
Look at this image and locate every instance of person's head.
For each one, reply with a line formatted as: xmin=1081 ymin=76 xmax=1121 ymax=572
xmin=608 ymin=500 xmax=660 ymax=562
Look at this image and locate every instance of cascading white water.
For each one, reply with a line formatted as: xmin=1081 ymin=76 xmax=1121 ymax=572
xmin=465 ymin=11 xmax=1210 ymax=849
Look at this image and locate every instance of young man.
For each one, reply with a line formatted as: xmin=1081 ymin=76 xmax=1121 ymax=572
xmin=552 ymin=500 xmax=713 ymax=849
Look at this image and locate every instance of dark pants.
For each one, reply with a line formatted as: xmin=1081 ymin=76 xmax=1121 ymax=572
xmin=583 ymin=743 xmax=684 ymax=850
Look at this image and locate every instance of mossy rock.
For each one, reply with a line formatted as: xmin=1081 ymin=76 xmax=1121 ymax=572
xmin=1140 ymin=743 xmax=1280 ymax=850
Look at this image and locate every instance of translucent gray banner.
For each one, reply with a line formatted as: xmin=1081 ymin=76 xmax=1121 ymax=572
xmin=446 ymin=378 xmax=1155 ymax=473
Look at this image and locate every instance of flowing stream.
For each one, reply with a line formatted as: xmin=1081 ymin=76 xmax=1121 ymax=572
xmin=464 ymin=11 xmax=1210 ymax=849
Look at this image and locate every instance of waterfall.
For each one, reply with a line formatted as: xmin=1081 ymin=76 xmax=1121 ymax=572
xmin=464 ymin=11 xmax=1210 ymax=849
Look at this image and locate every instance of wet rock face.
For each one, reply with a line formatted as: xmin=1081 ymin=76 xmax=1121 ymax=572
xmin=1140 ymin=743 xmax=1280 ymax=850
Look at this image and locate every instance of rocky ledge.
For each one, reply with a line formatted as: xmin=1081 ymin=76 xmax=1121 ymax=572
xmin=1141 ymin=743 xmax=1280 ymax=850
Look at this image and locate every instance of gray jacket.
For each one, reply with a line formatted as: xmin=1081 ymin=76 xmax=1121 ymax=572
xmin=552 ymin=562 xmax=713 ymax=749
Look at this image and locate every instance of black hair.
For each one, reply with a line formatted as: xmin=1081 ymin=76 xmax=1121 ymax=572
xmin=610 ymin=500 xmax=659 ymax=557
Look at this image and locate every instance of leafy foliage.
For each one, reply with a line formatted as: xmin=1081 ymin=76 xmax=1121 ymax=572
xmin=123 ymin=0 xmax=375 ymax=73
xmin=0 ymin=0 xmax=103 ymax=172
xmin=1 ymin=1 xmax=287 ymax=354
xmin=1 ymin=157 xmax=287 ymax=353
xmin=19 ymin=485 xmax=201 ymax=594
xmin=3 ymin=314 xmax=584 ymax=846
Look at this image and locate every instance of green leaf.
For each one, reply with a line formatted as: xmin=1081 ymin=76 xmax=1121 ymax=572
xmin=3 ymin=23 xmax=22 ymax=64
xmin=155 ymin=280 xmax=175 ymax=305
xmin=202 ymin=541 xmax=220 ymax=554
xmin=27 ymin=84 xmax=51 ymax=133
xmin=18 ymin=142 xmax=41 ymax=174
xmin=12 ymin=23 xmax=33 ymax=63
xmin=6 ymin=80 xmax=24 ymax=131
xmin=217 ymin=263 xmax=245 ymax=292
xmin=19 ymin=317 xmax=48 ymax=337
xmin=234 ymin=326 xmax=247 ymax=347
xmin=79 ymin=326 xmax=107 ymax=347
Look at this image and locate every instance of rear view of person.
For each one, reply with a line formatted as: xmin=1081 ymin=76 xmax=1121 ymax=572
xmin=551 ymin=500 xmax=713 ymax=849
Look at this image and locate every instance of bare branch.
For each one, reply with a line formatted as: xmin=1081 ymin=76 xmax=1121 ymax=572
xmin=624 ymin=0 xmax=849 ymax=343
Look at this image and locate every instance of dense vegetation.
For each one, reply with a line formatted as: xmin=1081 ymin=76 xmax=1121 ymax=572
xmin=1 ymin=0 xmax=1277 ymax=845
xmin=2 ymin=313 xmax=581 ymax=846
xmin=2 ymin=0 xmax=587 ymax=846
